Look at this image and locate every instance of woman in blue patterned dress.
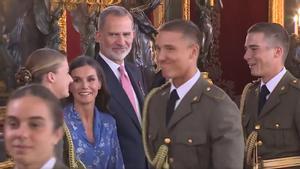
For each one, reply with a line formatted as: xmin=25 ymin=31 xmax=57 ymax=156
xmin=64 ymin=56 xmax=124 ymax=169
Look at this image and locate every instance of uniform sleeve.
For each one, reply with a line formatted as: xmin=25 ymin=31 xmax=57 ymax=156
xmin=295 ymin=98 xmax=300 ymax=138
xmin=209 ymin=97 xmax=244 ymax=169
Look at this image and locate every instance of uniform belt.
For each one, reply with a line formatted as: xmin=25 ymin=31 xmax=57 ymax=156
xmin=261 ymin=156 xmax=300 ymax=169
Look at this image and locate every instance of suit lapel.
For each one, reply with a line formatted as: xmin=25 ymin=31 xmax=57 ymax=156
xmin=167 ymin=77 xmax=204 ymax=129
xmin=259 ymin=72 xmax=291 ymax=118
xmin=96 ymin=55 xmax=141 ymax=131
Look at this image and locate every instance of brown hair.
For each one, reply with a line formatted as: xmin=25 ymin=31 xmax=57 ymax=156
xmin=8 ymin=84 xmax=63 ymax=130
xmin=68 ymin=56 xmax=110 ymax=113
xmin=15 ymin=48 xmax=67 ymax=85
xmin=247 ymin=22 xmax=290 ymax=60
xmin=158 ymin=19 xmax=203 ymax=48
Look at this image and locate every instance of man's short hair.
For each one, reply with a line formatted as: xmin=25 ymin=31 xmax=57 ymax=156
xmin=158 ymin=19 xmax=203 ymax=47
xmin=97 ymin=5 xmax=134 ymax=30
xmin=247 ymin=22 xmax=290 ymax=60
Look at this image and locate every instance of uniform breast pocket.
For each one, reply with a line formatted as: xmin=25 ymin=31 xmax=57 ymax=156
xmin=262 ymin=123 xmax=295 ymax=148
xmin=172 ymin=133 xmax=209 ymax=168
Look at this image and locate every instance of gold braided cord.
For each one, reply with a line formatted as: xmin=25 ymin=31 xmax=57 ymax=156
xmin=0 ymin=159 xmax=14 ymax=168
xmin=63 ymin=122 xmax=87 ymax=169
xmin=246 ymin=131 xmax=258 ymax=166
xmin=239 ymin=83 xmax=252 ymax=114
xmin=142 ymin=83 xmax=171 ymax=169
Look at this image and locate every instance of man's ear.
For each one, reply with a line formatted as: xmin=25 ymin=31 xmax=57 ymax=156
xmin=191 ymin=43 xmax=200 ymax=60
xmin=95 ymin=31 xmax=101 ymax=43
xmin=274 ymin=46 xmax=283 ymax=59
xmin=46 ymin=72 xmax=56 ymax=83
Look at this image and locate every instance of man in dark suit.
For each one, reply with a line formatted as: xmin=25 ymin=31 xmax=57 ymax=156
xmin=143 ymin=20 xmax=244 ymax=169
xmin=242 ymin=22 xmax=300 ymax=168
xmin=95 ymin=6 xmax=147 ymax=169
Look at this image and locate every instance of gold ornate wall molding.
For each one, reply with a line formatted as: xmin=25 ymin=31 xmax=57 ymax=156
xmin=268 ymin=0 xmax=284 ymax=26
xmin=183 ymin=0 xmax=190 ymax=20
xmin=153 ymin=1 xmax=165 ymax=28
xmin=52 ymin=0 xmax=122 ymax=54
xmin=58 ymin=10 xmax=67 ymax=53
xmin=153 ymin=0 xmax=190 ymax=28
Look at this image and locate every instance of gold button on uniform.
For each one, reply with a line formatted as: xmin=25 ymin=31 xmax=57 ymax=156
xmin=293 ymin=79 xmax=297 ymax=83
xmin=187 ymin=138 xmax=193 ymax=144
xmin=255 ymin=124 xmax=261 ymax=130
xmin=257 ymin=140 xmax=263 ymax=146
xmin=275 ymin=123 xmax=280 ymax=128
xmin=206 ymin=87 xmax=211 ymax=91
xmin=281 ymin=86 xmax=285 ymax=91
xmin=164 ymin=138 xmax=171 ymax=144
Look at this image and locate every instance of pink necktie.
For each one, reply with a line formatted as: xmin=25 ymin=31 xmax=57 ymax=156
xmin=118 ymin=65 xmax=141 ymax=122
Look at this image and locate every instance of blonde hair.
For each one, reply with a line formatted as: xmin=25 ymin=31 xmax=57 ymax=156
xmin=16 ymin=48 xmax=66 ymax=85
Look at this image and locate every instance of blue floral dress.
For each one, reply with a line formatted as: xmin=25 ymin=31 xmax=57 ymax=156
xmin=64 ymin=104 xmax=124 ymax=169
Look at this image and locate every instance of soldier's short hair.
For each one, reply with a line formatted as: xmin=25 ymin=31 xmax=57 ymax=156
xmin=247 ymin=22 xmax=290 ymax=61
xmin=158 ymin=19 xmax=203 ymax=48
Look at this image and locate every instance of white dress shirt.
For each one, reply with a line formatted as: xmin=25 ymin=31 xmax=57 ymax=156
xmin=261 ymin=67 xmax=287 ymax=99
xmin=170 ymin=69 xmax=201 ymax=109
xmin=100 ymin=53 xmax=141 ymax=121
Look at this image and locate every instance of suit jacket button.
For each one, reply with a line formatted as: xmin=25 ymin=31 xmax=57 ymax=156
xmin=164 ymin=137 xmax=171 ymax=144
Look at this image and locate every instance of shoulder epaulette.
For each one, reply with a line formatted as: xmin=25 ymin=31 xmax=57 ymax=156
xmin=240 ymin=82 xmax=254 ymax=113
xmin=289 ymin=78 xmax=300 ymax=89
xmin=202 ymin=80 xmax=226 ymax=100
xmin=251 ymin=78 xmax=260 ymax=85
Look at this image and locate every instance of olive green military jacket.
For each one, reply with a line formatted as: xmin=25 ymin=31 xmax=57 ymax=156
xmin=242 ymin=71 xmax=300 ymax=160
xmin=143 ymin=76 xmax=244 ymax=169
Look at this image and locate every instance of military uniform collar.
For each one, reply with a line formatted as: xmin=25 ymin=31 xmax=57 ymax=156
xmin=261 ymin=67 xmax=286 ymax=95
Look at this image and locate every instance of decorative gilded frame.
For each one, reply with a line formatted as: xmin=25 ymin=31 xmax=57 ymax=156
xmin=183 ymin=0 xmax=190 ymax=20
xmin=153 ymin=1 xmax=165 ymax=28
xmin=58 ymin=10 xmax=67 ymax=54
xmin=152 ymin=0 xmax=190 ymax=28
xmin=268 ymin=0 xmax=284 ymax=26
